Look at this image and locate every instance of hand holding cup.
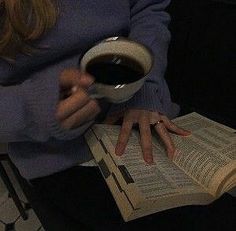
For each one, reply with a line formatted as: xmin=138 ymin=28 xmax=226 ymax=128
xmin=80 ymin=37 xmax=153 ymax=103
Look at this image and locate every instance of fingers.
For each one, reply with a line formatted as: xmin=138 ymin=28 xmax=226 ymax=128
xmin=113 ymin=109 xmax=191 ymax=164
xmin=162 ymin=116 xmax=191 ymax=136
xmin=60 ymin=99 xmax=101 ymax=129
xmin=139 ymin=116 xmax=153 ymax=164
xmin=115 ymin=110 xmax=154 ymax=164
xmin=55 ymin=68 xmax=102 ymax=130
xmin=154 ymin=122 xmax=176 ymax=159
xmin=152 ymin=115 xmax=191 ymax=159
xmin=115 ymin=119 xmax=133 ymax=156
xmin=56 ymin=88 xmax=90 ymax=121
xmin=59 ymin=69 xmax=94 ymax=99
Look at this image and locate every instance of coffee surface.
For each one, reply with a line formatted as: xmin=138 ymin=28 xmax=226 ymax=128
xmin=86 ymin=55 xmax=144 ymax=85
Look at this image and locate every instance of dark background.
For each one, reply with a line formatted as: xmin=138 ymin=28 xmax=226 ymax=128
xmin=166 ymin=0 xmax=236 ymax=128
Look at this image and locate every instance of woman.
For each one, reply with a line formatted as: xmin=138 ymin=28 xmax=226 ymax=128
xmin=0 ymin=0 xmax=190 ymax=230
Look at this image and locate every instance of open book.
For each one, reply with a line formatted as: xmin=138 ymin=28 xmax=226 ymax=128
xmin=85 ymin=112 xmax=236 ymax=222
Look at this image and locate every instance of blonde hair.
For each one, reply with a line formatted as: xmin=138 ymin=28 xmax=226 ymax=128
xmin=0 ymin=0 xmax=58 ymax=60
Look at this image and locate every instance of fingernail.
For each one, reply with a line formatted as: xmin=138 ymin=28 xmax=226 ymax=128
xmin=71 ymin=86 xmax=78 ymax=93
xmin=145 ymin=156 xmax=153 ymax=164
xmin=182 ymin=130 xmax=192 ymax=136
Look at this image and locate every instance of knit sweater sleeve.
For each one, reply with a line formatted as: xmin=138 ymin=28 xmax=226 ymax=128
xmin=108 ymin=0 xmax=179 ymax=118
xmin=0 ymin=56 xmax=93 ymax=143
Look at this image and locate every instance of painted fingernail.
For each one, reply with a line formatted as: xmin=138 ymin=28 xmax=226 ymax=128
xmin=71 ymin=86 xmax=78 ymax=93
xmin=182 ymin=130 xmax=192 ymax=136
xmin=145 ymin=156 xmax=153 ymax=164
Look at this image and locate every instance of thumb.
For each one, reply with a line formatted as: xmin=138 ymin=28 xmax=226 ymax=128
xmin=59 ymin=69 xmax=94 ymax=90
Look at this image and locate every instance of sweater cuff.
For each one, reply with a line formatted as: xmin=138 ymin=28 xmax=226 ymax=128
xmin=108 ymin=82 xmax=165 ymax=116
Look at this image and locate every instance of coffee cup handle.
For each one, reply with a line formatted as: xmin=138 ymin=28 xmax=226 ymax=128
xmin=87 ymin=84 xmax=104 ymax=99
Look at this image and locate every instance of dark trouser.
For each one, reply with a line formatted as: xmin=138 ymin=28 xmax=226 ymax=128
xmin=20 ymin=166 xmax=236 ymax=231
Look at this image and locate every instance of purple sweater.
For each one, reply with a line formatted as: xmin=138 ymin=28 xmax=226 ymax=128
xmin=0 ymin=0 xmax=179 ymax=179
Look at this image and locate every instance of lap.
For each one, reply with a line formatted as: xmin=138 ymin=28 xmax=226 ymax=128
xmin=23 ymin=166 xmax=236 ymax=231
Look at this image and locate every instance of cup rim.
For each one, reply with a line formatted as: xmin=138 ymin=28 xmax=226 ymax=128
xmin=79 ymin=36 xmax=154 ymax=78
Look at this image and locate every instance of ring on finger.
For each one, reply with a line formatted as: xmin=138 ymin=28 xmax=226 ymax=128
xmin=151 ymin=120 xmax=164 ymax=128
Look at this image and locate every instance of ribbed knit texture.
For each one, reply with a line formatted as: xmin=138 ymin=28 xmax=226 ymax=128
xmin=0 ymin=0 xmax=179 ymax=179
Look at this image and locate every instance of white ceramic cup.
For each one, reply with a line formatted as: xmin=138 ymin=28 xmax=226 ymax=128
xmin=80 ymin=37 xmax=153 ymax=103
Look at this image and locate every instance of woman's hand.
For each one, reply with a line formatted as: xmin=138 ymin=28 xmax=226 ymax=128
xmin=105 ymin=109 xmax=191 ymax=163
xmin=56 ymin=69 xmax=101 ymax=129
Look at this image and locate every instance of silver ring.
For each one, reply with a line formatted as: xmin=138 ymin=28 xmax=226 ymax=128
xmin=151 ymin=120 xmax=164 ymax=127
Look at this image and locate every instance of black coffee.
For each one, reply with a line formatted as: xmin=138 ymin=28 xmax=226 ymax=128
xmin=86 ymin=55 xmax=144 ymax=85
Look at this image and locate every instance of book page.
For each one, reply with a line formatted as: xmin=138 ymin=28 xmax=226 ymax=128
xmin=86 ymin=121 xmax=217 ymax=222
xmin=172 ymin=113 xmax=236 ymax=195
xmin=224 ymin=174 xmax=236 ymax=192
xmin=96 ymin=125 xmax=207 ymax=201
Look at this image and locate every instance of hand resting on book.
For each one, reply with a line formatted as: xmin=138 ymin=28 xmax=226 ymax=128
xmin=104 ymin=109 xmax=191 ymax=163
